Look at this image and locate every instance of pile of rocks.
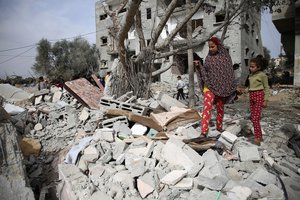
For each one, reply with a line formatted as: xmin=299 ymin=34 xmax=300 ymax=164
xmin=1 ymin=81 xmax=300 ymax=200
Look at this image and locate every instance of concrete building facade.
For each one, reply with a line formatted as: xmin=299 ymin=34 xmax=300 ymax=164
xmin=272 ymin=0 xmax=300 ymax=85
xmin=95 ymin=0 xmax=263 ymax=85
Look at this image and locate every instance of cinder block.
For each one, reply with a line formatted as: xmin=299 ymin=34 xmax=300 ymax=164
xmin=102 ymin=116 xmax=128 ymax=128
xmin=121 ymin=102 xmax=146 ymax=115
xmin=221 ymin=131 xmax=238 ymax=143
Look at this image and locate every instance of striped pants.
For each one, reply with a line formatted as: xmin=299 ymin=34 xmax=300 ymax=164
xmin=250 ymin=90 xmax=264 ymax=140
xmin=201 ymin=91 xmax=225 ymax=134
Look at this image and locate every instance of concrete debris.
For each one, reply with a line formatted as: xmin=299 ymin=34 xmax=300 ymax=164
xmin=1 ymin=83 xmax=300 ymax=200
xmin=0 ymin=83 xmax=34 ymax=102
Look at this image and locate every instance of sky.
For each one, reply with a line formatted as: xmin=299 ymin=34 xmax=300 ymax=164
xmin=0 ymin=0 xmax=281 ymax=78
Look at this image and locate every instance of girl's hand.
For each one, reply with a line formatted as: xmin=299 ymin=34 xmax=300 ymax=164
xmin=263 ymin=101 xmax=267 ymax=108
xmin=237 ymin=87 xmax=245 ymax=94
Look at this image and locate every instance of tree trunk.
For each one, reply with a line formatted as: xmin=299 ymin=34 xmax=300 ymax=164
xmin=187 ymin=0 xmax=195 ymax=107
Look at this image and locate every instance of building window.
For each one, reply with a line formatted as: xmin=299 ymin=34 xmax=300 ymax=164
xmin=146 ymin=8 xmax=151 ymax=19
xmin=192 ymin=19 xmax=203 ymax=31
xmin=215 ymin=10 xmax=225 ymax=23
xmin=245 ymin=47 xmax=249 ymax=58
xmin=146 ymin=39 xmax=151 ymax=46
xmin=100 ymin=60 xmax=107 ymax=68
xmin=100 ymin=14 xmax=107 ymax=20
xmin=178 ymin=19 xmax=203 ymax=38
xmin=101 ymin=37 xmax=108 ymax=45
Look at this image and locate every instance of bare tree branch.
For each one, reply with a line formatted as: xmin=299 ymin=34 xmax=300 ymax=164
xmin=152 ymin=61 xmax=174 ymax=77
xmin=118 ymin=0 xmax=142 ymax=67
xmin=149 ymin=0 xmax=178 ymax=47
xmin=156 ymin=0 xmax=206 ymax=50
xmin=155 ymin=0 xmax=247 ymax=59
xmin=135 ymin=9 xmax=146 ymax=50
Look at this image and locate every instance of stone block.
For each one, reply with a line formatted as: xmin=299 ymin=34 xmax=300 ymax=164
xmin=161 ymin=170 xmax=187 ymax=185
xmin=120 ymin=102 xmax=146 ymax=116
xmin=262 ymin=150 xmax=275 ymax=167
xmin=34 ymin=123 xmax=43 ymax=131
xmin=221 ymin=131 xmax=238 ymax=143
xmin=113 ymin=141 xmax=128 ymax=160
xmin=161 ymin=138 xmax=204 ymax=177
xmin=58 ymin=164 xmax=93 ymax=200
xmin=239 ymin=146 xmax=261 ymax=162
xmin=102 ymin=116 xmax=128 ymax=128
xmin=90 ymin=191 xmax=112 ymax=200
xmin=131 ymin=123 xmax=148 ymax=137
xmin=79 ymin=109 xmax=89 ymax=121
xmin=52 ymin=91 xmax=62 ymax=102
xmin=83 ymin=146 xmax=99 ymax=162
xmin=227 ymin=186 xmax=252 ymax=200
xmin=195 ymin=175 xmax=228 ymax=190
xmin=225 ymin=123 xmax=241 ymax=135
xmin=93 ymin=128 xmax=114 ymax=142
xmin=157 ymin=92 xmax=186 ymax=111
xmin=113 ymin=121 xmax=132 ymax=138
xmin=125 ymin=156 xmax=147 ymax=177
xmin=249 ymin=168 xmax=277 ymax=185
xmin=34 ymin=96 xmax=43 ymax=105
xmin=226 ymin=168 xmax=242 ymax=181
xmin=127 ymin=141 xmax=154 ymax=158
xmin=218 ymin=137 xmax=234 ymax=150
xmin=137 ymin=178 xmax=154 ymax=198
xmin=172 ymin=178 xmax=193 ymax=190
xmin=44 ymin=95 xmax=52 ymax=102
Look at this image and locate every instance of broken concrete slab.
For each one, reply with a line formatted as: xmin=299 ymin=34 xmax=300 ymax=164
xmin=0 ymin=83 xmax=34 ymax=102
xmin=93 ymin=128 xmax=115 ymax=142
xmin=137 ymin=178 xmax=154 ymax=198
xmin=64 ymin=78 xmax=102 ymax=109
xmin=238 ymin=146 xmax=261 ymax=162
xmin=248 ymin=167 xmax=277 ymax=185
xmin=157 ymin=92 xmax=187 ymax=111
xmin=58 ymin=164 xmax=94 ymax=200
xmin=0 ymin=122 xmax=35 ymax=200
xmin=227 ymin=186 xmax=252 ymax=200
xmin=172 ymin=178 xmax=193 ymax=190
xmin=161 ymin=138 xmax=204 ymax=177
xmin=113 ymin=121 xmax=132 ymax=138
xmin=160 ymin=170 xmax=187 ymax=185
xmin=131 ymin=123 xmax=148 ymax=137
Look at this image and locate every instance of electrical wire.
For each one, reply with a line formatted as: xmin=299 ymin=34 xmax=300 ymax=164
xmin=0 ymin=46 xmax=35 ymax=64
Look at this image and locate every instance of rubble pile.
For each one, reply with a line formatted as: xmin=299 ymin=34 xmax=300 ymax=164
xmin=1 ymin=80 xmax=300 ymax=200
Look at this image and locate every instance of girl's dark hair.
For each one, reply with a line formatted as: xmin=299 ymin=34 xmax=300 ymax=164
xmin=256 ymin=54 xmax=268 ymax=70
xmin=250 ymin=57 xmax=263 ymax=70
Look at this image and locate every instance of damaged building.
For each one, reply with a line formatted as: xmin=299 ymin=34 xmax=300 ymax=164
xmin=95 ymin=0 xmax=263 ymax=84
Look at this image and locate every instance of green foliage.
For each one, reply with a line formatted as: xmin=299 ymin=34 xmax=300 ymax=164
xmin=32 ymin=37 xmax=99 ymax=82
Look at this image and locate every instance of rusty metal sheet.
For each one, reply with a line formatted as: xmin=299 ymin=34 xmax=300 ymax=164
xmin=64 ymin=78 xmax=102 ymax=109
xmin=91 ymin=74 xmax=105 ymax=92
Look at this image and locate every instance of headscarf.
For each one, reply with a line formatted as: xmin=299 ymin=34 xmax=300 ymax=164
xmin=198 ymin=37 xmax=236 ymax=97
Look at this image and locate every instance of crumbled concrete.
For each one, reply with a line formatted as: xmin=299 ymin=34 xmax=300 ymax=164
xmin=227 ymin=186 xmax=252 ymax=200
xmin=131 ymin=123 xmax=148 ymax=137
xmin=248 ymin=167 xmax=277 ymax=185
xmin=172 ymin=178 xmax=193 ymax=190
xmin=238 ymin=146 xmax=261 ymax=162
xmin=160 ymin=170 xmax=187 ymax=185
xmin=161 ymin=138 xmax=204 ymax=177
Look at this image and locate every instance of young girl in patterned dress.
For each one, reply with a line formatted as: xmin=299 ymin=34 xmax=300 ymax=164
xmin=196 ymin=37 xmax=236 ymax=137
xmin=247 ymin=57 xmax=270 ymax=145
